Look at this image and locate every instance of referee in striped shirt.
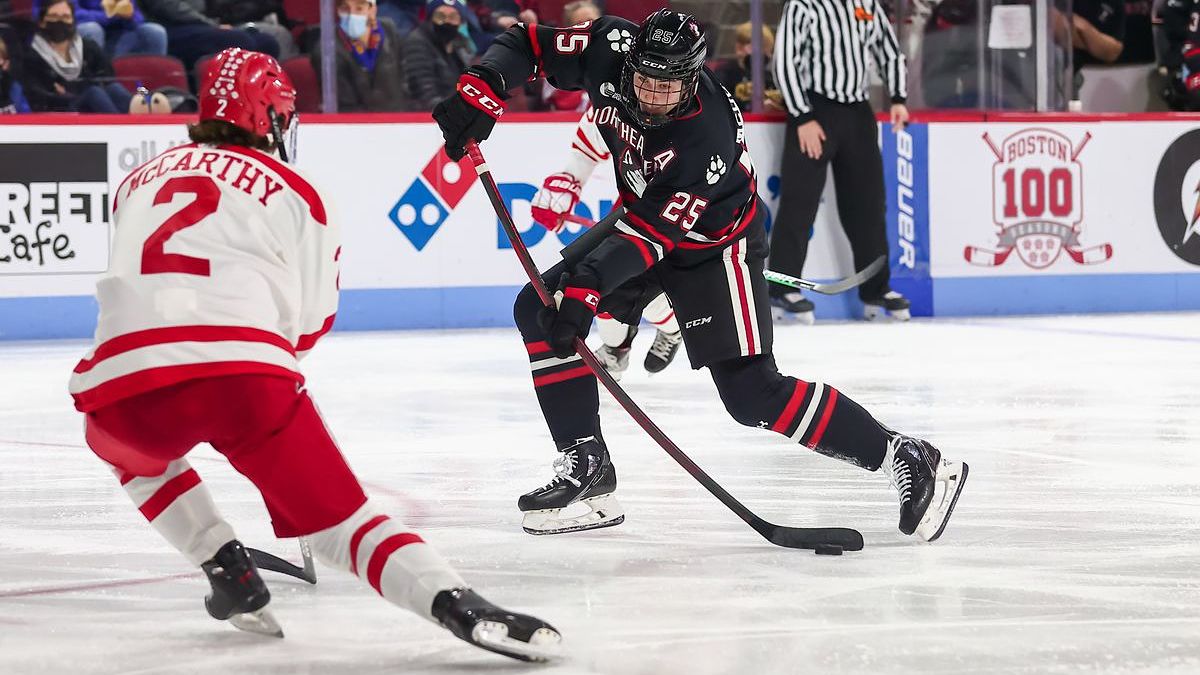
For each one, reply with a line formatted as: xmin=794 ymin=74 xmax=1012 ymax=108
xmin=769 ymin=0 xmax=911 ymax=323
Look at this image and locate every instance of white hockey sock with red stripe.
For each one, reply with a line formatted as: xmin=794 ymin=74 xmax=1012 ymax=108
xmin=116 ymin=459 xmax=236 ymax=566
xmin=643 ymin=293 xmax=679 ymax=333
xmin=308 ymin=501 xmax=465 ymax=621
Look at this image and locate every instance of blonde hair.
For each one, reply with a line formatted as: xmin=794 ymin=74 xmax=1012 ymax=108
xmin=734 ymin=22 xmax=774 ymax=52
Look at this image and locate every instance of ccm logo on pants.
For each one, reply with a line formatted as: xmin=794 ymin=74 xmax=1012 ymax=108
xmin=685 ymin=316 xmax=712 ymax=329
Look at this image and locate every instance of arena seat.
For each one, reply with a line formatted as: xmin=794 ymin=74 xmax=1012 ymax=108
xmin=112 ymin=54 xmax=189 ymax=94
xmin=282 ymin=56 xmax=321 ymax=113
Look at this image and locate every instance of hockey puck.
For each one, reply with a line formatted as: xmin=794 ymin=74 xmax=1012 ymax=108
xmin=814 ymin=544 xmax=844 ymax=556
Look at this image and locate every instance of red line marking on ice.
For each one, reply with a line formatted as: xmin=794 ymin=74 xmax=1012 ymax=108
xmin=0 ymin=572 xmax=195 ymax=599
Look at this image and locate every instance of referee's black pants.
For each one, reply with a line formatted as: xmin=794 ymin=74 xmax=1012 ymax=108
xmin=769 ymin=94 xmax=890 ymax=301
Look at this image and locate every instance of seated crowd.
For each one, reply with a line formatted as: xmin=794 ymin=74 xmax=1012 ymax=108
xmin=0 ymin=0 xmax=664 ymax=113
xmin=2 ymin=0 xmax=1199 ymax=114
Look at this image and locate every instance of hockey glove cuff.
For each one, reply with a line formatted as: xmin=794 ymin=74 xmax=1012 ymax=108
xmin=539 ymin=273 xmax=600 ymax=358
xmin=432 ymin=66 xmax=507 ymax=161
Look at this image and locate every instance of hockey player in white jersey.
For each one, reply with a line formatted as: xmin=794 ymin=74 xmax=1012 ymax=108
xmin=529 ymin=107 xmax=683 ymax=380
xmin=68 ymin=48 xmax=560 ymax=662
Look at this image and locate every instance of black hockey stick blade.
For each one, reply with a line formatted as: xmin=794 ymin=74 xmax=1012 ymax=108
xmin=765 ymin=255 xmax=886 ymax=295
xmin=466 ymin=140 xmax=863 ymax=553
xmin=249 ymin=547 xmax=317 ymax=584
xmin=755 ymin=519 xmax=865 ymax=551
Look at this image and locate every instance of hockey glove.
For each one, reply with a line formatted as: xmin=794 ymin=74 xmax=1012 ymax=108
xmin=538 ymin=273 xmax=600 ymax=358
xmin=432 ymin=66 xmax=507 ymax=161
xmin=530 ymin=173 xmax=583 ymax=233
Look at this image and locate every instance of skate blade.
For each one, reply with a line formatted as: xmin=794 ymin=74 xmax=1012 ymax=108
xmin=471 ymin=621 xmax=562 ymax=662
xmin=916 ymin=460 xmax=969 ymax=542
xmin=228 ymin=608 xmax=284 ymax=638
xmin=521 ymin=494 xmax=625 ymax=535
xmin=771 ymin=306 xmax=815 ymax=325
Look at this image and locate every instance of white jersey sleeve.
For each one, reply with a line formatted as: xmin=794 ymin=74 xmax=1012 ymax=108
xmin=563 ymin=107 xmax=610 ymax=184
xmin=69 ymin=142 xmax=339 ymax=412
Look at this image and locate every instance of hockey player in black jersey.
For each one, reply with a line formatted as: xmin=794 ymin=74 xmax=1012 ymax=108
xmin=434 ymin=11 xmax=968 ymax=541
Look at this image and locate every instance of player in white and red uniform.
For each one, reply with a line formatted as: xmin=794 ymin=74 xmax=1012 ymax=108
xmin=68 ymin=48 xmax=560 ymax=662
xmin=529 ymin=107 xmax=683 ymax=380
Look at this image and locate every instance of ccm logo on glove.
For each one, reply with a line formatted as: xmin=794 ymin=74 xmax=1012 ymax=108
xmin=561 ymin=286 xmax=600 ymax=310
xmin=459 ymin=73 xmax=505 ymax=119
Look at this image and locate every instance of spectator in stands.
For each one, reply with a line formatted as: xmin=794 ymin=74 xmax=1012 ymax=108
xmin=484 ymin=0 xmax=535 ymax=30
xmin=1067 ymin=0 xmax=1126 ymax=94
xmin=137 ymin=0 xmax=279 ymax=72
xmin=466 ymin=0 xmax=534 ymax=50
xmin=376 ymin=0 xmax=423 ymax=38
xmin=37 ymin=0 xmax=169 ymax=57
xmin=539 ymin=0 xmax=598 ymax=111
xmin=0 ymin=38 xmax=31 ymax=113
xmin=402 ymin=0 xmax=472 ymax=110
xmin=23 ymin=0 xmax=135 ymax=112
xmin=714 ymin=21 xmax=782 ymax=112
xmin=312 ymin=0 xmax=408 ymax=111
xmin=1160 ymin=0 xmax=1200 ymax=108
xmin=1117 ymin=0 xmax=1155 ymax=62
xmin=207 ymin=0 xmax=298 ymax=59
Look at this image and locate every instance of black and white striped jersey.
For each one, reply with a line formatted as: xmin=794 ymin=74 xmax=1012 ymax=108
xmin=773 ymin=0 xmax=908 ymax=122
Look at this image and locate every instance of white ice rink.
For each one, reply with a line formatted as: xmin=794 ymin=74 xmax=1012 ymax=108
xmin=1 ymin=314 xmax=1198 ymax=675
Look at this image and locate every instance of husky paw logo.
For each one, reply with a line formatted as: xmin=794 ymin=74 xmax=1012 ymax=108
xmin=607 ymin=29 xmax=632 ymax=52
xmin=706 ymin=155 xmax=726 ymax=184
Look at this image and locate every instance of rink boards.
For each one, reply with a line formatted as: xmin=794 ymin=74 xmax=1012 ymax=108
xmin=1 ymin=113 xmax=1198 ymax=339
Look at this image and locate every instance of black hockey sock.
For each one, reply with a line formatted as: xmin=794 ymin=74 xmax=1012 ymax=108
xmin=770 ymin=380 xmax=888 ymax=470
xmin=515 ymin=280 xmax=601 ymax=444
xmin=710 ymin=355 xmax=888 ymax=470
xmin=524 ymin=339 xmax=600 ymax=442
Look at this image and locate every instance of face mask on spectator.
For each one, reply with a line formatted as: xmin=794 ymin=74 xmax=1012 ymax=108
xmin=41 ymin=19 xmax=77 ymax=43
xmin=432 ymin=21 xmax=460 ymax=43
xmin=339 ymin=13 xmax=369 ymax=40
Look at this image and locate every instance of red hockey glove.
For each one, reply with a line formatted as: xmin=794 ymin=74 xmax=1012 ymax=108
xmin=529 ymin=172 xmax=583 ymax=233
xmin=538 ymin=273 xmax=600 ymax=358
xmin=432 ymin=66 xmax=506 ymax=161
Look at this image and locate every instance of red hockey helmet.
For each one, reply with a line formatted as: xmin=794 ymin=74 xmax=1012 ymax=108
xmin=198 ymin=48 xmax=296 ymax=141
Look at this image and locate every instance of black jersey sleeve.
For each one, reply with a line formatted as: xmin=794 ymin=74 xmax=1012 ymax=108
xmin=480 ymin=16 xmax=636 ymax=92
xmin=575 ymin=151 xmax=721 ymax=293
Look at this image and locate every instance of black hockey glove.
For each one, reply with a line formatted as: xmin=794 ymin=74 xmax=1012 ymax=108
xmin=432 ymin=66 xmax=507 ymax=161
xmin=538 ymin=273 xmax=600 ymax=358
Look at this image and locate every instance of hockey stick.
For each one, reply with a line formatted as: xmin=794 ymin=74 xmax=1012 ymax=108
xmin=466 ymin=141 xmax=863 ymax=552
xmin=764 ymin=256 xmax=886 ymax=296
xmin=249 ymin=538 xmax=317 ymax=584
xmin=560 ymin=212 xmax=596 ymax=228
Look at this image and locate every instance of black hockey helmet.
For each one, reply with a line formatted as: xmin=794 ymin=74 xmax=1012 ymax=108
xmin=621 ymin=10 xmax=706 ymax=128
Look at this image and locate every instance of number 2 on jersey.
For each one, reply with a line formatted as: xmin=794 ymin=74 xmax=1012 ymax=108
xmin=142 ymin=176 xmax=220 ymax=276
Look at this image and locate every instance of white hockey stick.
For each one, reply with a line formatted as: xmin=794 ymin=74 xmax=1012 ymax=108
xmin=764 ymin=255 xmax=886 ymax=295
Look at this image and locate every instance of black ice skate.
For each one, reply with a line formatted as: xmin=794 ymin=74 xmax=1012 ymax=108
xmin=770 ymin=291 xmax=815 ymax=325
xmin=432 ymin=588 xmax=562 ymax=662
xmin=518 ymin=437 xmax=624 ymax=535
xmin=201 ymin=540 xmax=283 ymax=638
xmin=882 ymin=435 xmax=969 ymax=541
xmin=863 ymin=290 xmax=911 ymax=321
xmin=644 ymin=329 xmax=682 ymax=373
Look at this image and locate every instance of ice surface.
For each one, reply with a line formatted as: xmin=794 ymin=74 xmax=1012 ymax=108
xmin=1 ymin=314 xmax=1198 ymax=674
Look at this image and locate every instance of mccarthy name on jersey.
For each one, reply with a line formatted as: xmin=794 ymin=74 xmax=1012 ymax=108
xmin=69 ymin=143 xmax=339 ymax=413
xmin=483 ymin=15 xmax=763 ymax=294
